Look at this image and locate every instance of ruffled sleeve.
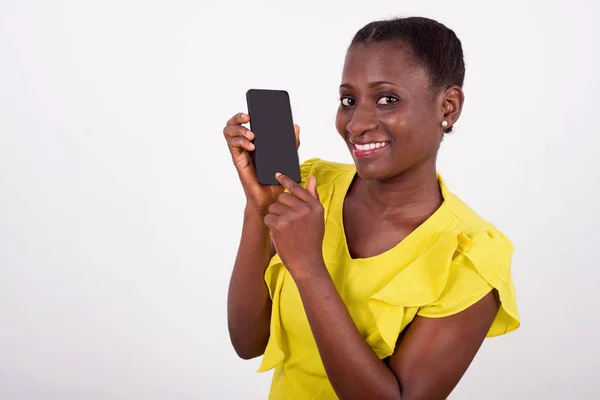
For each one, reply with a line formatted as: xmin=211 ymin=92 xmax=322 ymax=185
xmin=298 ymin=157 xmax=321 ymax=187
xmin=364 ymin=225 xmax=520 ymax=360
xmin=364 ymin=230 xmax=459 ymax=358
xmin=257 ymin=256 xmax=286 ymax=372
xmin=417 ymin=229 xmax=521 ymax=337
xmin=257 ymin=157 xmax=331 ymax=373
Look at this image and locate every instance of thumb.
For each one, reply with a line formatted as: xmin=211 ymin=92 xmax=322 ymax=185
xmin=293 ymin=124 xmax=300 ymax=149
xmin=307 ymin=176 xmax=319 ymax=201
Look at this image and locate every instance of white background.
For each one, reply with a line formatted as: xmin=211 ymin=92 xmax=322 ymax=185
xmin=1 ymin=0 xmax=599 ymax=399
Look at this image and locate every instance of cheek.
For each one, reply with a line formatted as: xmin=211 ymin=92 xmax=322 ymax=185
xmin=380 ymin=110 xmax=410 ymax=141
xmin=383 ymin=108 xmax=438 ymax=153
xmin=409 ymin=121 xmax=442 ymax=156
xmin=335 ymin=109 xmax=348 ymax=137
xmin=398 ymin=103 xmax=439 ymax=144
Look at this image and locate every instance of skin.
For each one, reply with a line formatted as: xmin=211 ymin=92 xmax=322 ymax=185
xmin=224 ymin=115 xmax=299 ymax=359
xmin=338 ymin=42 xmax=454 ymax=258
xmin=226 ymin=41 xmax=500 ymax=399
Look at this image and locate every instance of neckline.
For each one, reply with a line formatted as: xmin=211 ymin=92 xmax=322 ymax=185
xmin=335 ymin=166 xmax=453 ymax=264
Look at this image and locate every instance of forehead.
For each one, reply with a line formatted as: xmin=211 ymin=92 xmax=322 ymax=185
xmin=342 ymin=42 xmax=428 ymax=89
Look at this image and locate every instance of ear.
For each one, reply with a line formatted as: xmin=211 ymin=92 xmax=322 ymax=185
xmin=440 ymin=85 xmax=465 ymax=133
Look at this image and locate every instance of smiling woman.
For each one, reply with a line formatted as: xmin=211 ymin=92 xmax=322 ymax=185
xmin=224 ymin=16 xmax=519 ymax=400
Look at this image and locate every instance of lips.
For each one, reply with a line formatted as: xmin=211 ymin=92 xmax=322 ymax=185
xmin=351 ymin=141 xmax=390 ymax=159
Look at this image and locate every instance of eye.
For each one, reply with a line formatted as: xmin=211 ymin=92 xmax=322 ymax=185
xmin=340 ymin=97 xmax=355 ymax=107
xmin=377 ymin=96 xmax=399 ymax=105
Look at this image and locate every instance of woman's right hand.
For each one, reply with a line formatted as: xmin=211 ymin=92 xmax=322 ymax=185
xmin=223 ymin=112 xmax=300 ymax=213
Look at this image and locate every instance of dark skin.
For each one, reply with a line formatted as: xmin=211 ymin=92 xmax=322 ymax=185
xmin=224 ymin=115 xmax=299 ymax=359
xmin=339 ymin=42 xmax=453 ymax=259
xmin=226 ymin=41 xmax=500 ymax=399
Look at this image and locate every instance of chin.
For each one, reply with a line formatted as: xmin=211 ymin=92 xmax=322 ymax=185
xmin=352 ymin=156 xmax=399 ymax=181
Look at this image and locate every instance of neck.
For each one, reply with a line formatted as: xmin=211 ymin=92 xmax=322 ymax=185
xmin=356 ymin=161 xmax=443 ymax=221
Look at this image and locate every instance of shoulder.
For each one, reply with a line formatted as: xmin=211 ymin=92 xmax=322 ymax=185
xmin=438 ymin=173 xmax=514 ymax=255
xmin=299 ymin=157 xmax=354 ymax=186
xmin=444 ymin=186 xmax=509 ymax=238
xmin=418 ymin=177 xmax=519 ymax=336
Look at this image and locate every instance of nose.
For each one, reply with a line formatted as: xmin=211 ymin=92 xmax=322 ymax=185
xmin=346 ymin=104 xmax=378 ymax=137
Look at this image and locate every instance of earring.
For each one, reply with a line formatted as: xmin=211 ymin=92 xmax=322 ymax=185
xmin=441 ymin=120 xmax=448 ymax=128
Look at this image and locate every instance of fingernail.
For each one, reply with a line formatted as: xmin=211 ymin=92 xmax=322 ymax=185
xmin=275 ymin=172 xmax=282 ymax=178
xmin=240 ymin=113 xmax=247 ymax=119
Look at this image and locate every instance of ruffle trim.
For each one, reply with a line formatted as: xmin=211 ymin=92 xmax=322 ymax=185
xmin=259 ymin=225 xmax=520 ymax=371
xmin=258 ymin=172 xmax=335 ymax=373
xmin=257 ymin=163 xmax=519 ymax=371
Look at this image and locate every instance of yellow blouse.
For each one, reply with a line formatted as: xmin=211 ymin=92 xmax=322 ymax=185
xmin=257 ymin=158 xmax=520 ymax=399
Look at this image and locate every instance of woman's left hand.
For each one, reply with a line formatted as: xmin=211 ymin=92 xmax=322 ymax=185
xmin=264 ymin=173 xmax=325 ymax=279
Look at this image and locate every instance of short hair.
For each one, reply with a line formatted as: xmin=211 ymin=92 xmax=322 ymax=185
xmin=350 ymin=16 xmax=465 ymax=92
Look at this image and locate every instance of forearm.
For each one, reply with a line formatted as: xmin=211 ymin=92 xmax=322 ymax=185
xmin=227 ymin=206 xmax=273 ymax=359
xmin=293 ymin=259 xmax=402 ymax=400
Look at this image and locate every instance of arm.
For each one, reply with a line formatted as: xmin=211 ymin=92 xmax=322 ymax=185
xmin=223 ymin=112 xmax=298 ymax=360
xmin=294 ymin=265 xmax=499 ymax=400
xmin=265 ymin=173 xmax=499 ymax=399
xmin=226 ymin=208 xmax=276 ymax=360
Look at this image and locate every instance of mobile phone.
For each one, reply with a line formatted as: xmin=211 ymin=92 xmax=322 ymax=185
xmin=246 ymin=89 xmax=301 ymax=186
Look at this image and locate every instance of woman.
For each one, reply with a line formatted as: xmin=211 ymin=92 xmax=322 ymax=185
xmin=224 ymin=16 xmax=520 ymax=400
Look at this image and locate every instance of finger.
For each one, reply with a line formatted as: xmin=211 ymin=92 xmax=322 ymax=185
xmin=223 ymin=124 xmax=255 ymax=141
xmin=227 ymin=136 xmax=255 ymax=152
xmin=226 ymin=112 xmax=250 ymax=127
xmin=277 ymin=192 xmax=303 ymax=208
xmin=264 ymin=214 xmax=278 ymax=229
xmin=294 ymin=124 xmax=300 ymax=149
xmin=275 ymin=172 xmax=313 ymax=202
xmin=307 ymin=176 xmax=319 ymax=200
xmin=228 ymin=141 xmax=254 ymax=175
xmin=268 ymin=201 xmax=290 ymax=216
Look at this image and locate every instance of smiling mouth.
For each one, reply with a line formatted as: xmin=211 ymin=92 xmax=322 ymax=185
xmin=352 ymin=141 xmax=390 ymax=158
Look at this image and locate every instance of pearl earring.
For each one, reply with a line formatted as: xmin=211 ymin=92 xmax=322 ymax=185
xmin=441 ymin=120 xmax=448 ymax=128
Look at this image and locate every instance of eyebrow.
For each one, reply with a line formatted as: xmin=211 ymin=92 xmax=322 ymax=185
xmin=339 ymin=80 xmax=399 ymax=89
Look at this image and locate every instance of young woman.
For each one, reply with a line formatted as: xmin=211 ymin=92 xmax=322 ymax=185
xmin=224 ymin=16 xmax=520 ymax=400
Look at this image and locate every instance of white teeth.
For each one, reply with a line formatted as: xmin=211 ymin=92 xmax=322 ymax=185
xmin=354 ymin=142 xmax=388 ymax=151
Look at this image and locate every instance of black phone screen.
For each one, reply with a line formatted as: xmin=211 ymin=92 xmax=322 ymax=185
xmin=246 ymin=89 xmax=301 ymax=185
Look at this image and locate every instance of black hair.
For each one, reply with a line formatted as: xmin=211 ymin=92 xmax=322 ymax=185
xmin=350 ymin=17 xmax=465 ymax=133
